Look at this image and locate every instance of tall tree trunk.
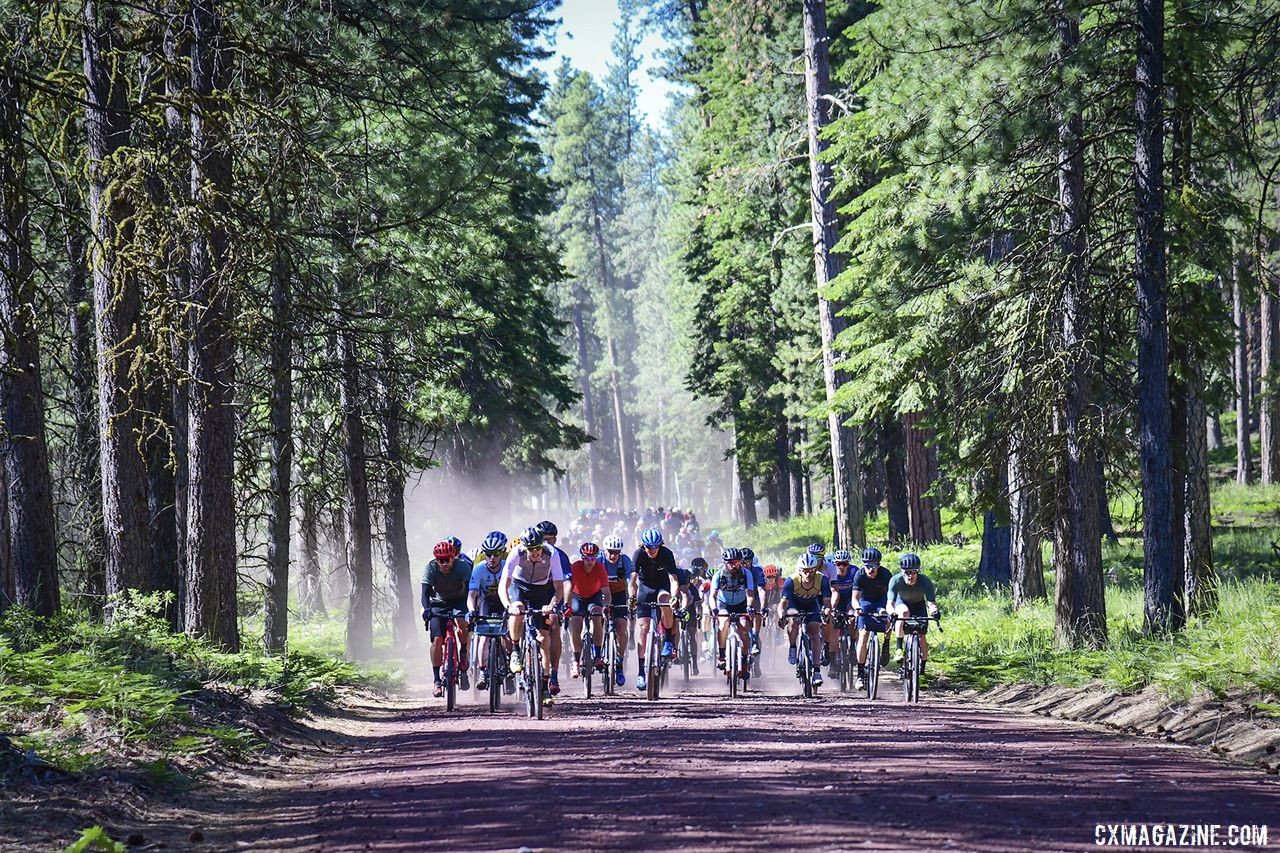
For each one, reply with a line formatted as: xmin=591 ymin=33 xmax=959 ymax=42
xmin=381 ymin=374 xmax=416 ymax=650
xmin=882 ymin=416 xmax=910 ymax=543
xmin=145 ymin=365 xmax=179 ymax=624
xmin=184 ymin=0 xmax=238 ymax=650
xmin=1053 ymin=1 xmax=1105 ymax=648
xmin=789 ymin=426 xmax=805 ymax=518
xmin=1207 ymin=413 xmax=1223 ymax=451
xmin=263 ymin=224 xmax=292 ymax=654
xmin=902 ymin=412 xmax=942 ymax=545
xmin=733 ymin=428 xmax=757 ymax=528
xmin=0 ymin=465 xmax=11 ymax=612
xmin=1136 ymin=0 xmax=1177 ymax=636
xmin=0 ymin=47 xmax=59 ymax=615
xmin=571 ymin=295 xmax=600 ymax=505
xmin=1008 ymin=430 xmax=1046 ymax=607
xmin=299 ymin=487 xmax=326 ymax=617
xmin=977 ymin=511 xmax=1011 ymax=589
xmin=1183 ymin=371 xmax=1216 ymax=617
xmin=84 ymin=0 xmax=151 ymax=603
xmin=803 ymin=0 xmax=863 ymax=550
xmin=59 ymin=181 xmax=107 ymax=617
xmin=337 ymin=255 xmax=373 ymax=660
xmin=1097 ymin=457 xmax=1119 ymax=543
xmin=1261 ymin=287 xmax=1278 ymax=482
xmin=1235 ymin=255 xmax=1255 ymax=484
xmin=1169 ymin=369 xmax=1188 ymax=628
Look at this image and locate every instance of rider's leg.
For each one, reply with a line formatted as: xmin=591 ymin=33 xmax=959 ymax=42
xmin=569 ymin=615 xmax=585 ymax=658
xmin=456 ymin=619 xmax=471 ymax=670
xmin=636 ymin=616 xmax=651 ymax=673
xmin=589 ymin=606 xmax=604 ymax=650
xmin=509 ymin=604 xmax=525 ymax=647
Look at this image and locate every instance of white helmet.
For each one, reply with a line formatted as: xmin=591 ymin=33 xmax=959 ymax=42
xmin=796 ymin=552 xmax=819 ymax=571
xmin=603 ymin=534 xmax=625 ymax=552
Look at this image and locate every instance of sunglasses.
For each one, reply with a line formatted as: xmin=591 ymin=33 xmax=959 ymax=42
xmin=438 ymin=557 xmax=454 ymax=564
xmin=903 ymin=569 xmax=919 ymax=576
xmin=644 ymin=545 xmax=660 ymax=552
xmin=606 ymin=549 xmax=621 ymax=556
xmin=526 ymin=546 xmax=544 ymax=555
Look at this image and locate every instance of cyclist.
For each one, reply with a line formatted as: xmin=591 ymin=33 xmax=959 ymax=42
xmin=807 ymin=542 xmax=836 ymax=580
xmin=888 ymin=553 xmax=940 ymax=680
xmin=448 ymin=536 xmax=473 ymax=575
xmin=852 ymin=547 xmax=891 ymax=689
xmin=779 ymin=552 xmax=830 ymax=686
xmin=628 ymin=527 xmax=680 ymax=691
xmin=535 ymin=520 xmax=571 ymax=696
xmin=826 ymin=548 xmax=857 ymax=678
xmin=500 ymin=527 xmax=570 ymax=699
xmin=710 ymin=548 xmax=754 ymax=679
xmin=742 ymin=547 xmax=765 ymax=656
xmin=568 ymin=542 xmax=611 ymax=678
xmin=467 ymin=531 xmax=509 ymax=692
xmin=600 ymin=534 xmax=634 ymax=687
xmin=423 ymin=539 xmax=474 ymax=697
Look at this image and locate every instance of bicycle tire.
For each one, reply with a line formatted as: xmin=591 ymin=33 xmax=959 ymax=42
xmin=681 ymin=629 xmax=691 ymax=681
xmin=726 ymin=635 xmax=739 ymax=698
xmin=582 ymin=626 xmax=593 ymax=700
xmin=488 ymin=639 xmax=501 ymax=712
xmin=903 ymin=635 xmax=917 ymax=703
xmin=647 ymin=629 xmax=661 ymax=701
xmin=445 ymin=630 xmax=458 ymax=712
xmin=532 ymin=641 xmax=545 ymax=719
xmin=799 ymin=633 xmax=813 ymax=698
xmin=604 ymin=631 xmax=617 ymax=697
xmin=867 ymin=632 xmax=880 ymax=700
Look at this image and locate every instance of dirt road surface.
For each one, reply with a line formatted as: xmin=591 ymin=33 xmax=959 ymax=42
xmin=169 ymin=665 xmax=1278 ymax=853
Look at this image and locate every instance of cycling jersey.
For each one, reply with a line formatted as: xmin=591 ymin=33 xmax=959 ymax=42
xmin=762 ymin=564 xmax=781 ymax=592
xmin=711 ymin=567 xmax=755 ymax=607
xmin=468 ymin=560 xmax=505 ymax=604
xmin=422 ymin=559 xmax=472 ymax=609
xmin=888 ymin=571 xmax=936 ymax=607
xmin=570 ymin=559 xmax=609 ymax=599
xmin=602 ymin=553 xmax=635 ymax=596
xmin=632 ymin=545 xmax=677 ymax=591
xmin=747 ymin=559 xmax=766 ymax=592
xmin=853 ymin=566 xmax=891 ymax=608
xmin=783 ymin=572 xmax=830 ymax=608
xmin=819 ymin=556 xmax=838 ymax=581
xmin=502 ymin=547 xmax=565 ymax=586
xmin=829 ymin=568 xmax=856 ymax=607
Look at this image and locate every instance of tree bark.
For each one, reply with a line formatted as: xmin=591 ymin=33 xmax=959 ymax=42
xmin=0 ymin=47 xmax=59 ymax=615
xmin=381 ymin=374 xmax=416 ymax=650
xmin=571 ymin=295 xmax=600 ymax=505
xmin=1183 ymin=371 xmax=1216 ymax=617
xmin=84 ymin=0 xmax=152 ymax=603
xmin=1235 ymin=255 xmax=1254 ymax=484
xmin=1008 ymin=430 xmax=1046 ymax=607
xmin=337 ymin=250 xmax=373 ymax=660
xmin=299 ymin=487 xmax=326 ymax=617
xmin=1262 ymin=285 xmax=1279 ymax=483
xmin=790 ymin=425 xmax=805 ymax=518
xmin=882 ymin=416 xmax=910 ymax=543
xmin=1097 ymin=457 xmax=1119 ymax=544
xmin=184 ymin=0 xmax=239 ymax=650
xmin=0 ymin=465 xmax=12 ymax=613
xmin=1136 ymin=0 xmax=1177 ymax=636
xmin=902 ymin=412 xmax=942 ymax=545
xmin=1052 ymin=1 xmax=1105 ymax=648
xmin=734 ymin=428 xmax=757 ymax=528
xmin=803 ymin=0 xmax=863 ymax=550
xmin=977 ymin=510 xmax=1011 ymax=589
xmin=263 ymin=221 xmax=292 ymax=654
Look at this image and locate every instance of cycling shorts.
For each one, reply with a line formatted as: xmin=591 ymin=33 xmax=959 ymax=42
xmin=512 ymin=580 xmax=555 ymax=630
xmin=717 ymin=600 xmax=749 ymax=616
xmin=607 ymin=597 xmax=629 ymax=619
xmin=785 ymin=599 xmax=823 ymax=625
xmin=634 ymin=583 xmax=670 ymax=611
xmin=898 ymin=600 xmax=930 ymax=633
xmin=428 ymin=600 xmax=467 ymax=640
xmin=478 ymin=596 xmax=504 ymax=618
xmin=570 ymin=591 xmax=605 ymax=618
xmin=857 ymin=600 xmax=889 ymax=632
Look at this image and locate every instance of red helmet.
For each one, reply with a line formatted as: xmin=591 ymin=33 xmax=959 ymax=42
xmin=433 ymin=541 xmax=455 ymax=561
xmin=580 ymin=541 xmax=600 ymax=558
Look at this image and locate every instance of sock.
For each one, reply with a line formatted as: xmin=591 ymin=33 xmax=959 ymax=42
xmin=432 ymin=666 xmax=441 ymax=681
xmin=638 ymin=657 xmax=646 ymax=674
xmin=789 ymin=644 xmax=796 ymax=650
xmin=897 ymin=637 xmax=904 ymax=650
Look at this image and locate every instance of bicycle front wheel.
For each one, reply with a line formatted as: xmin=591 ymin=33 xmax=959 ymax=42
xmin=604 ymin=631 xmax=617 ymax=696
xmin=726 ymin=637 xmax=739 ymax=698
xmin=582 ymin=631 xmax=593 ymax=699
xmin=903 ymin=635 xmax=918 ymax=703
xmin=488 ymin=640 xmax=502 ymax=713
xmin=867 ymin=632 xmax=880 ymax=700
xmin=445 ymin=632 xmax=458 ymax=712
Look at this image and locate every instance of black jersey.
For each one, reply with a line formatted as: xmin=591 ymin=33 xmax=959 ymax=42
xmin=632 ymin=545 xmax=678 ymax=590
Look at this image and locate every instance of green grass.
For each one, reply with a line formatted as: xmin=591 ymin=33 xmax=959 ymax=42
xmin=711 ymin=477 xmax=1280 ymax=706
xmin=0 ymin=592 xmax=402 ymax=779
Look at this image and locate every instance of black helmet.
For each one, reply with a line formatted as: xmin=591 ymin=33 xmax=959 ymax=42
xmin=863 ymin=547 xmax=882 ymax=565
xmin=535 ymin=520 xmax=558 ymax=537
xmin=722 ymin=547 xmax=739 ymax=562
xmin=691 ymin=557 xmax=709 ymax=571
xmin=899 ymin=553 xmax=921 ymax=571
xmin=741 ymin=547 xmax=755 ymax=562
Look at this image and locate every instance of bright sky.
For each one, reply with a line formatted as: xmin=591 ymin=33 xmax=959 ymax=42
xmin=537 ymin=0 xmax=679 ymax=131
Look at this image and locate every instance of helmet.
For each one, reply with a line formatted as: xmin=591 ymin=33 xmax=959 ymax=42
xmin=899 ymin=553 xmax=921 ymax=571
xmin=433 ymin=541 xmax=455 ymax=561
xmin=603 ymin=534 xmax=625 ymax=552
xmin=481 ymin=531 xmax=508 ymax=554
xmin=863 ymin=547 xmax=883 ymax=565
xmin=722 ymin=547 xmax=740 ymax=563
xmin=580 ymin=541 xmax=600 ymax=558
xmin=797 ymin=552 xmax=819 ymax=571
xmin=709 ymin=529 xmax=720 ymax=539
xmin=448 ymin=536 xmax=463 ymax=556
xmin=535 ymin=520 xmax=558 ymax=538
xmin=691 ymin=557 xmax=708 ymax=571
xmin=741 ymin=547 xmax=755 ymax=563
xmin=807 ymin=542 xmax=826 ymax=556
xmin=521 ymin=527 xmax=544 ymax=549
xmin=833 ymin=549 xmax=852 ymax=563
xmin=641 ymin=528 xmax=663 ymax=548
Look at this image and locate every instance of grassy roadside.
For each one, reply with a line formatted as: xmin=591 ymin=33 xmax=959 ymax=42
xmin=0 ymin=592 xmax=403 ymax=787
xmin=714 ymin=483 xmax=1280 ymax=714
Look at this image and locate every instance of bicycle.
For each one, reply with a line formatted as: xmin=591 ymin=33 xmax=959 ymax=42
xmin=472 ymin=614 xmax=509 ymax=713
xmin=890 ymin=612 xmax=942 ymax=703
xmin=783 ymin=612 xmax=821 ymax=698
xmin=436 ymin=609 xmax=466 ymax=712
xmin=718 ymin=610 xmax=752 ymax=698
xmin=858 ymin=608 xmax=891 ymax=701
xmin=576 ymin=605 xmax=602 ymax=699
xmin=642 ymin=600 xmax=671 ymax=701
xmin=514 ymin=604 xmax=552 ymax=719
xmin=830 ymin=610 xmax=855 ymax=693
xmin=675 ymin=606 xmax=694 ymax=681
xmin=603 ymin=605 xmax=624 ymax=696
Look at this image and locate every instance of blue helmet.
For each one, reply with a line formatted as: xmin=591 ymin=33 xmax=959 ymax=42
xmin=899 ymin=553 xmax=921 ymax=571
xmin=480 ymin=531 xmax=508 ymax=554
xmin=641 ymin=527 xmax=663 ymax=548
xmin=797 ymin=552 xmax=819 ymax=571
xmin=535 ymin=520 xmax=558 ymax=538
xmin=741 ymin=547 xmax=755 ymax=563
xmin=832 ymin=549 xmax=852 ymax=563
xmin=863 ymin=547 xmax=882 ymax=565
xmin=806 ymin=542 xmax=826 ymax=556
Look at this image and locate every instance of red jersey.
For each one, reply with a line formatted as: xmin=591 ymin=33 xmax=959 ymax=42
xmin=570 ymin=559 xmax=609 ymax=598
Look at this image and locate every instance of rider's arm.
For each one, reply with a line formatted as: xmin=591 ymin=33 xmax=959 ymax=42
xmin=602 ymin=567 xmax=613 ymax=607
xmin=498 ymin=553 xmax=517 ymax=608
xmin=421 ymin=575 xmax=434 ymax=621
xmin=922 ymin=574 xmax=937 ymax=603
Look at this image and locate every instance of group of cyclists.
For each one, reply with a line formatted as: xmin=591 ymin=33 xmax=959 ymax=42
xmin=420 ymin=516 xmax=941 ymax=702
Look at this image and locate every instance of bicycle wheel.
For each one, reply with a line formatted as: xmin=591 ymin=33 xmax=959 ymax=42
xmin=531 ymin=640 xmax=545 ymax=719
xmin=799 ymin=634 xmax=813 ymax=698
xmin=488 ymin=639 xmax=502 ymax=713
xmin=445 ymin=631 xmax=458 ymax=712
xmin=581 ymin=628 xmax=593 ymax=699
xmin=726 ymin=635 xmax=739 ymax=698
xmin=867 ymin=632 xmax=880 ymax=700
xmin=903 ymin=635 xmax=917 ymax=703
xmin=681 ymin=629 xmax=691 ymax=681
xmin=647 ymin=630 xmax=661 ymax=701
xmin=604 ymin=630 xmax=617 ymax=696
xmin=838 ymin=635 xmax=851 ymax=692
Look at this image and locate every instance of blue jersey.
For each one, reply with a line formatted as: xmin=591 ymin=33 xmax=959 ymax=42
xmin=830 ymin=569 xmax=856 ymax=600
xmin=748 ymin=560 xmax=766 ymax=589
xmin=711 ymin=567 xmax=755 ymax=607
xmin=783 ymin=573 xmax=830 ymax=608
xmin=468 ymin=561 xmax=504 ymax=603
